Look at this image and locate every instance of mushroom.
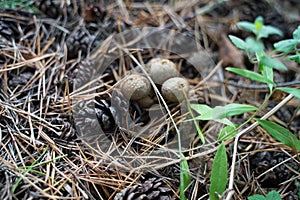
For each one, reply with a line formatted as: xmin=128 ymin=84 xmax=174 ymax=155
xmin=146 ymin=58 xmax=179 ymax=85
xmin=137 ymin=95 xmax=154 ymax=108
xmin=120 ymin=74 xmax=151 ymax=101
xmin=161 ymin=77 xmax=189 ymax=103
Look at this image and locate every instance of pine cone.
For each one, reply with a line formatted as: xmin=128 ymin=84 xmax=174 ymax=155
xmin=114 ymin=177 xmax=173 ymax=200
xmin=8 ymin=71 xmax=34 ymax=91
xmin=66 ymin=27 xmax=95 ymax=59
xmin=250 ymin=151 xmax=299 ymax=187
xmin=46 ymin=115 xmax=77 ymax=140
xmin=35 ymin=0 xmax=81 ymax=19
xmin=95 ymin=98 xmax=116 ymax=131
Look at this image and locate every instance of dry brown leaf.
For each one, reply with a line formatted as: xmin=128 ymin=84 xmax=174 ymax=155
xmin=134 ymin=10 xmax=159 ymax=26
xmin=218 ymin=33 xmax=245 ymax=69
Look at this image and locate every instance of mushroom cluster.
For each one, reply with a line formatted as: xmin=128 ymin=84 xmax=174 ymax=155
xmin=119 ymin=58 xmax=189 ymax=108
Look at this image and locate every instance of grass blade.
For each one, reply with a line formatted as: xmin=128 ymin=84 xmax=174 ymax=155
xmin=257 ymin=119 xmax=300 ymax=150
xmin=199 ymin=104 xmax=258 ymax=120
xmin=209 ymin=142 xmax=228 ymax=200
xmin=180 ymin=155 xmax=191 ymax=200
xmin=226 ymin=67 xmax=275 ymax=85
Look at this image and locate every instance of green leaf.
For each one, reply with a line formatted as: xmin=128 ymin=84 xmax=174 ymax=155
xmin=180 ymin=155 xmax=191 ymax=200
xmin=190 ymin=104 xmax=213 ymax=115
xmin=260 ymin=61 xmax=274 ymax=92
xmin=237 ymin=21 xmax=256 ymax=33
xmin=266 ymin=190 xmax=281 ymax=200
xmin=258 ymin=25 xmax=283 ymax=40
xmin=274 ymin=39 xmax=298 ymax=53
xmin=259 ymin=56 xmax=287 ymax=70
xmin=226 ymin=67 xmax=275 ymax=85
xmin=245 ymin=37 xmax=265 ymax=53
xmin=190 ymin=104 xmax=234 ymax=126
xmin=191 ymin=116 xmax=234 ymax=126
xmin=277 ymin=87 xmax=300 ymax=99
xmin=223 ymin=104 xmax=258 ymax=117
xmin=209 ymin=142 xmax=228 ymax=200
xmin=248 ymin=194 xmax=266 ymax=200
xmin=286 ymin=54 xmax=300 ymax=64
xmin=257 ymin=119 xmax=300 ymax=150
xmin=293 ymin=26 xmax=300 ymax=41
xmin=228 ymin=35 xmax=248 ymax=50
xmin=199 ymin=104 xmax=258 ymax=120
xmin=218 ymin=125 xmax=238 ymax=141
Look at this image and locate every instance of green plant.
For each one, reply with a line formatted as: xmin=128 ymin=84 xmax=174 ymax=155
xmin=0 ymin=0 xmax=35 ymax=11
xmin=190 ymin=16 xmax=300 ymax=146
xmin=228 ymin=16 xmax=300 ymax=146
xmin=179 ymin=154 xmax=191 ymax=200
xmin=248 ymin=190 xmax=281 ymax=200
xmin=209 ymin=142 xmax=228 ymax=200
xmin=189 ymin=16 xmax=300 ymax=199
xmin=12 ymin=146 xmax=67 ymax=193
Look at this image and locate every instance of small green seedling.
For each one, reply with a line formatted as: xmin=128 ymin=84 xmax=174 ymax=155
xmin=248 ymin=190 xmax=281 ymax=200
xmin=229 ymin=16 xmax=288 ymax=92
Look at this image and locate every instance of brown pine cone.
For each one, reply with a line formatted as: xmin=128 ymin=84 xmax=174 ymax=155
xmin=35 ymin=0 xmax=81 ymax=19
xmin=95 ymin=98 xmax=116 ymax=131
xmin=66 ymin=27 xmax=95 ymax=59
xmin=114 ymin=177 xmax=173 ymax=200
xmin=250 ymin=151 xmax=299 ymax=187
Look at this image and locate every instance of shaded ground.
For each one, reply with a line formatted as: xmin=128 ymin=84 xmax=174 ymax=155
xmin=0 ymin=0 xmax=300 ymax=199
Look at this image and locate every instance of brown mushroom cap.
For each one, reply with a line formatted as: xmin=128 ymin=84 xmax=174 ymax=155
xmin=146 ymin=58 xmax=179 ymax=85
xmin=161 ymin=77 xmax=189 ymax=103
xmin=120 ymin=74 xmax=151 ymax=100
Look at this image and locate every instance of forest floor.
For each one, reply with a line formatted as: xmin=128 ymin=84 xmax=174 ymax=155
xmin=0 ymin=0 xmax=300 ymax=199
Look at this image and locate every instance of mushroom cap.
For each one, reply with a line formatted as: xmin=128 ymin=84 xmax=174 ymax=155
xmin=120 ymin=74 xmax=151 ymax=100
xmin=146 ymin=58 xmax=179 ymax=85
xmin=161 ymin=77 xmax=189 ymax=103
